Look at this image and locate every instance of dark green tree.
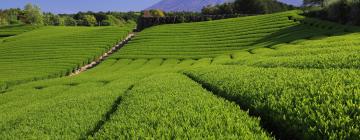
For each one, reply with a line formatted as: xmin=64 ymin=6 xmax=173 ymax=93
xmin=81 ymin=15 xmax=97 ymax=26
xmin=23 ymin=3 xmax=43 ymax=25
xmin=64 ymin=16 xmax=77 ymax=26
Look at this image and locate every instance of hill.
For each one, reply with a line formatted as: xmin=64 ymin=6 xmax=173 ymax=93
xmin=0 ymin=24 xmax=134 ymax=91
xmin=0 ymin=11 xmax=359 ymax=139
xmin=115 ymin=11 xmax=345 ymax=59
xmin=0 ymin=25 xmax=40 ymax=39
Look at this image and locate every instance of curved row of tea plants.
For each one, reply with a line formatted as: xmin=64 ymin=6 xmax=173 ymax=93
xmin=184 ymin=66 xmax=360 ymax=140
xmin=0 ymin=57 xmax=269 ymax=139
xmin=210 ymin=31 xmax=360 ymax=69
xmin=1 ymin=10 xmax=360 ymax=139
xmin=112 ymin=11 xmax=347 ymax=59
xmin=92 ymin=73 xmax=272 ymax=139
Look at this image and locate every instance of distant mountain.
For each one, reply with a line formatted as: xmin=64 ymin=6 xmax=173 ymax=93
xmin=146 ymin=0 xmax=301 ymax=12
xmin=146 ymin=0 xmax=234 ymax=12
xmin=279 ymin=0 xmax=303 ymax=6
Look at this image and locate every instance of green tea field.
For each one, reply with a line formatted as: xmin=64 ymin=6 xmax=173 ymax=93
xmin=0 ymin=10 xmax=359 ymax=140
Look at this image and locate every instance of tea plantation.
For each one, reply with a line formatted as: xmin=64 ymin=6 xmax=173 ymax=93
xmin=0 ymin=11 xmax=359 ymax=139
xmin=0 ymin=23 xmax=134 ymax=91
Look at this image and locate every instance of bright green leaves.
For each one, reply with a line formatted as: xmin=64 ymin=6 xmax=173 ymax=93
xmin=185 ymin=66 xmax=360 ymax=139
xmin=93 ymin=73 xmax=272 ymax=139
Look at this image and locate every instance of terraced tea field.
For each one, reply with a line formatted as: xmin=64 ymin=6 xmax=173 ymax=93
xmin=115 ymin=11 xmax=350 ymax=59
xmin=0 ymin=11 xmax=359 ymax=139
xmin=0 ymin=24 xmax=134 ymax=91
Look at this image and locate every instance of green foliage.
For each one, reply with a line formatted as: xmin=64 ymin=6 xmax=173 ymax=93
xmin=81 ymin=15 xmax=97 ymax=26
xmin=43 ymin=13 xmax=65 ymax=26
xmin=305 ymin=0 xmax=360 ymax=25
xmin=0 ymin=24 xmax=40 ymax=37
xmin=115 ymin=11 xmax=345 ymax=59
xmin=101 ymin=15 xmax=125 ymax=26
xmin=149 ymin=9 xmax=166 ymax=17
xmin=0 ymin=23 xmax=134 ymax=89
xmin=23 ymin=3 xmax=43 ymax=25
xmin=0 ymin=8 xmax=22 ymax=25
xmin=1 ymin=10 xmax=360 ymax=139
xmin=304 ymin=0 xmax=326 ymax=6
xmin=0 ymin=17 xmax=7 ymax=25
xmin=0 ymin=4 xmax=139 ymax=27
xmin=185 ymin=66 xmax=360 ymax=139
xmin=93 ymin=73 xmax=272 ymax=139
xmin=202 ymin=0 xmax=295 ymax=15
xmin=64 ymin=16 xmax=77 ymax=26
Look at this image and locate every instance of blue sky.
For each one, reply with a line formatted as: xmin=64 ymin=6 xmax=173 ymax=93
xmin=0 ymin=0 xmax=163 ymax=13
xmin=0 ymin=0 xmax=302 ymax=14
xmin=280 ymin=0 xmax=302 ymax=6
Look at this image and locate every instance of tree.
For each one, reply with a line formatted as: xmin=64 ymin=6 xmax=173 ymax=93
xmin=82 ymin=15 xmax=97 ymax=26
xmin=234 ymin=0 xmax=266 ymax=14
xmin=303 ymin=0 xmax=333 ymax=7
xmin=23 ymin=3 xmax=43 ymax=25
xmin=150 ymin=9 xmax=165 ymax=17
xmin=202 ymin=5 xmax=220 ymax=15
xmin=0 ymin=16 xmax=7 ymax=25
xmin=326 ymin=0 xmax=350 ymax=24
xmin=54 ymin=15 xmax=65 ymax=26
xmin=43 ymin=12 xmax=55 ymax=25
xmin=101 ymin=15 xmax=125 ymax=26
xmin=349 ymin=1 xmax=360 ymax=25
xmin=216 ymin=3 xmax=235 ymax=15
xmin=202 ymin=0 xmax=292 ymax=15
xmin=64 ymin=16 xmax=77 ymax=26
xmin=4 ymin=8 xmax=21 ymax=24
xmin=0 ymin=11 xmax=7 ymax=25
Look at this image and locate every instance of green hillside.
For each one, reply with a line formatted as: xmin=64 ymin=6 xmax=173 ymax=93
xmin=114 ymin=11 xmax=350 ymax=59
xmin=0 ymin=24 xmax=40 ymax=37
xmin=0 ymin=24 xmax=134 ymax=91
xmin=0 ymin=11 xmax=359 ymax=139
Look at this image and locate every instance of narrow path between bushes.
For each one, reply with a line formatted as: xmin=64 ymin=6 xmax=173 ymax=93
xmin=84 ymin=85 xmax=134 ymax=138
xmin=70 ymin=33 xmax=136 ymax=76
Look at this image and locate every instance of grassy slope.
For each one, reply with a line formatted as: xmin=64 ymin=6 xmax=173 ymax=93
xmin=0 ymin=24 xmax=40 ymax=37
xmin=1 ymin=11 xmax=359 ymax=139
xmin=113 ymin=11 xmax=347 ymax=59
xmin=185 ymin=66 xmax=360 ymax=139
xmin=0 ymin=24 xmax=134 ymax=91
xmin=0 ymin=58 xmax=271 ymax=139
xmin=93 ymin=73 xmax=271 ymax=139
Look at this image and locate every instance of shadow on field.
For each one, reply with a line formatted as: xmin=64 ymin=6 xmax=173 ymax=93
xmin=83 ymin=85 xmax=134 ymax=139
xmin=184 ymin=73 xmax=299 ymax=140
xmin=249 ymin=18 xmax=351 ymax=48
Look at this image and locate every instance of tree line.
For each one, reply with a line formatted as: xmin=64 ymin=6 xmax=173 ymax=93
xmin=0 ymin=3 xmax=140 ymax=26
xmin=137 ymin=0 xmax=297 ymax=31
xmin=201 ymin=0 xmax=296 ymax=15
xmin=304 ymin=0 xmax=360 ymax=26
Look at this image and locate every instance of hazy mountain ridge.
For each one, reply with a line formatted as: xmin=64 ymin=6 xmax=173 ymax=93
xmin=147 ymin=0 xmax=234 ymax=12
xmin=147 ymin=0 xmax=301 ymax=12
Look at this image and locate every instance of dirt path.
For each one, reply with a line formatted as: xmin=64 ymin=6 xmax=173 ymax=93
xmin=70 ymin=33 xmax=135 ymax=76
